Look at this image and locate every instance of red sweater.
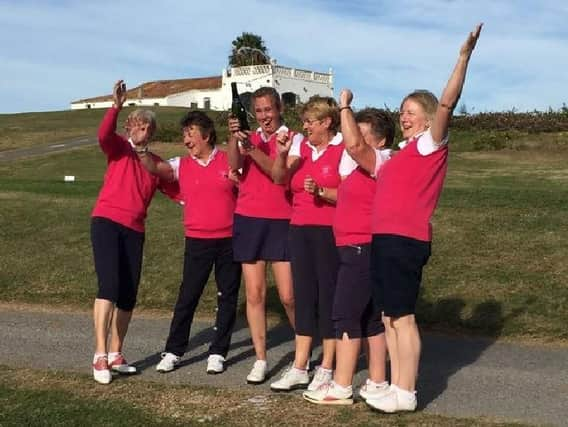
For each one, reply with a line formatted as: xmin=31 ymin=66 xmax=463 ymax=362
xmin=372 ymin=137 xmax=448 ymax=241
xmin=178 ymin=151 xmax=236 ymax=238
xmin=290 ymin=138 xmax=344 ymax=226
xmin=333 ymin=166 xmax=375 ymax=246
xmin=235 ymin=131 xmax=292 ymax=219
xmin=91 ymin=107 xmax=177 ymax=232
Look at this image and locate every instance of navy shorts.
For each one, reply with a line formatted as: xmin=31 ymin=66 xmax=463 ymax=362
xmin=232 ymin=214 xmax=290 ymax=262
xmin=289 ymin=225 xmax=339 ymax=338
xmin=370 ymin=234 xmax=431 ymax=317
xmin=91 ymin=217 xmax=145 ymax=311
xmin=333 ymin=244 xmax=383 ymax=339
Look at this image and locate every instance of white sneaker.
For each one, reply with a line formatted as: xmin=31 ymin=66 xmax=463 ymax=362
xmin=358 ymin=379 xmax=390 ymax=401
xmin=92 ymin=355 xmax=112 ymax=385
xmin=246 ymin=360 xmax=268 ymax=384
xmin=270 ymin=365 xmax=309 ymax=391
xmin=206 ymin=354 xmax=225 ymax=374
xmin=307 ymin=366 xmax=333 ymax=391
xmin=156 ymin=352 xmax=180 ymax=373
xmin=303 ymin=381 xmax=353 ymax=405
xmin=366 ymin=384 xmax=417 ymax=413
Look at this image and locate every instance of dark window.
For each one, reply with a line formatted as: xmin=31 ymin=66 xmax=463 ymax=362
xmin=282 ymin=92 xmax=297 ymax=107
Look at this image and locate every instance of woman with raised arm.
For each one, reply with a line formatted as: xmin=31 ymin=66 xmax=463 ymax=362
xmin=269 ymin=96 xmax=343 ymax=392
xmin=227 ymin=87 xmax=301 ymax=384
xmin=90 ymin=80 xmax=177 ymax=384
xmin=303 ymin=108 xmax=395 ymax=405
xmin=137 ymin=111 xmax=242 ymax=375
xmin=339 ymin=24 xmax=482 ymax=413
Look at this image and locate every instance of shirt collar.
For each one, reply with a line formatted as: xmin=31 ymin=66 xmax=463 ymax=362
xmin=306 ymin=132 xmax=343 ymax=152
xmin=398 ymin=130 xmax=426 ymax=150
xmin=256 ymin=125 xmax=289 ymax=142
xmin=191 ymin=147 xmax=218 ymax=167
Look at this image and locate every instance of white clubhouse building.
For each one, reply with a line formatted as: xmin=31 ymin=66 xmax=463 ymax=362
xmin=70 ymin=61 xmax=334 ymax=110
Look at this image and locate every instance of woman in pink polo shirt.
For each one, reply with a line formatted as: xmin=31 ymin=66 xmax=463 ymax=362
xmin=91 ymin=80 xmax=177 ymax=384
xmin=303 ymin=108 xmax=395 ymax=405
xmin=227 ymin=87 xmax=300 ymax=384
xmin=137 ymin=111 xmax=242 ymax=376
xmin=270 ymin=96 xmax=343 ymax=392
xmin=339 ymin=24 xmax=482 ymax=413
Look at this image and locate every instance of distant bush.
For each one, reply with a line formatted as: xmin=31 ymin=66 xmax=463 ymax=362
xmin=452 ymin=110 xmax=568 ymax=133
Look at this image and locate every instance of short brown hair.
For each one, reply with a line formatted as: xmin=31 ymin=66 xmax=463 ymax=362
xmin=180 ymin=111 xmax=217 ymax=146
xmin=400 ymin=90 xmax=439 ymax=122
xmin=301 ymin=96 xmax=340 ymax=133
xmin=355 ymin=108 xmax=395 ymax=148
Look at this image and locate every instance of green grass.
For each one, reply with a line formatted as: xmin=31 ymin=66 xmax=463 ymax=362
xmin=1 ymin=137 xmax=568 ymax=341
xmin=0 ymin=107 xmax=230 ymax=152
xmin=0 ymin=367 xmax=524 ymax=427
xmin=0 ymin=385 xmax=183 ymax=427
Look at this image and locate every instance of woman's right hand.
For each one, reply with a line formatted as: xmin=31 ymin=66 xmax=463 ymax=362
xmin=113 ymin=80 xmax=127 ymax=109
xmin=276 ymin=130 xmax=292 ymax=155
xmin=228 ymin=117 xmax=241 ymax=133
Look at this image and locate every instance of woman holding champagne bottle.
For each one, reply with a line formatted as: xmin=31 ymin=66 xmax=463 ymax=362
xmin=227 ymin=87 xmax=302 ymax=384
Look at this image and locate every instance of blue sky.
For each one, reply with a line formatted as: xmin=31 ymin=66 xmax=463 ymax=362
xmin=0 ymin=0 xmax=566 ymax=113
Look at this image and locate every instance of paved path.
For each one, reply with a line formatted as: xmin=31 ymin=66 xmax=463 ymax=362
xmin=1 ymin=308 xmax=567 ymax=426
xmin=0 ymin=137 xmax=96 ymax=162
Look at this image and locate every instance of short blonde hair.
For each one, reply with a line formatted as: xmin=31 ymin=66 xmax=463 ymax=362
xmin=301 ymin=96 xmax=340 ymax=133
xmin=400 ymin=90 xmax=439 ymax=122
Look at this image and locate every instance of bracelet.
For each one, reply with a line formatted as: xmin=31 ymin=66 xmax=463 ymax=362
xmin=317 ymin=186 xmax=325 ymax=197
xmin=339 ymin=106 xmax=352 ymax=112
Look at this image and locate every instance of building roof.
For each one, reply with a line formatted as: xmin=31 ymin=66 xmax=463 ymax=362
xmin=72 ymin=76 xmax=223 ymax=104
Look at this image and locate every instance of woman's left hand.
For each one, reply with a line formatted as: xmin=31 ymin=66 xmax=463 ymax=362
xmin=304 ymin=176 xmax=318 ymax=195
xmin=460 ymin=23 xmax=483 ymax=58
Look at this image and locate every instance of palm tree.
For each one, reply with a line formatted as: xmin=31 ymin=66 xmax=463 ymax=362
xmin=228 ymin=32 xmax=270 ymax=67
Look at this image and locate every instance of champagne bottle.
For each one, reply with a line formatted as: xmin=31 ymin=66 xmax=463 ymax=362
xmin=231 ymin=82 xmax=250 ymax=131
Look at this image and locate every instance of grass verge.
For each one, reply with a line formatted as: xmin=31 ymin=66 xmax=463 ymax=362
xmin=0 ymin=367 xmax=525 ymax=427
xmin=1 ymin=144 xmax=567 ymax=341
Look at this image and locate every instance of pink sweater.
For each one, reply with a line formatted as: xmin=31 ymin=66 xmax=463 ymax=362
xmin=235 ymin=131 xmax=293 ymax=219
xmin=372 ymin=137 xmax=448 ymax=242
xmin=178 ymin=151 xmax=236 ymax=238
xmin=91 ymin=107 xmax=177 ymax=232
xmin=290 ymin=139 xmax=344 ymax=226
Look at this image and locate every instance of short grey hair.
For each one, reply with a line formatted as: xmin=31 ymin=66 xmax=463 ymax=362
xmin=128 ymin=109 xmax=157 ymax=132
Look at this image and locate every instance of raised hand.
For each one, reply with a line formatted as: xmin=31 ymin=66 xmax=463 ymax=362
xmin=276 ymin=130 xmax=293 ymax=155
xmin=113 ymin=80 xmax=127 ymax=109
xmin=460 ymin=23 xmax=483 ymax=58
xmin=339 ymin=89 xmax=353 ymax=108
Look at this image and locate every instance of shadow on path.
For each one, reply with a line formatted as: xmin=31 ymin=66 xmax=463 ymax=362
xmin=417 ymin=297 xmax=523 ymax=409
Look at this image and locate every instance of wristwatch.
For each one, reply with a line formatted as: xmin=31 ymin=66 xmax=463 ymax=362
xmin=317 ymin=186 xmax=325 ymax=198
